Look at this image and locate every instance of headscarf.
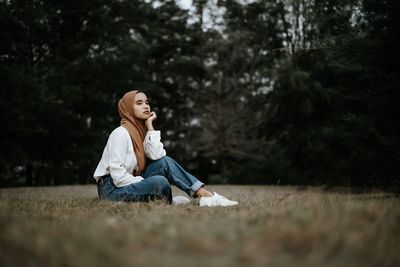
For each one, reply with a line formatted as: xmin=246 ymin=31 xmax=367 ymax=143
xmin=118 ymin=90 xmax=147 ymax=175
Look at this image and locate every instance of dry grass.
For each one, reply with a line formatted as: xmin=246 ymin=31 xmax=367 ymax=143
xmin=0 ymin=185 xmax=399 ymax=267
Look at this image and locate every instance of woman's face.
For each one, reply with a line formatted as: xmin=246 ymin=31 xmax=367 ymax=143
xmin=133 ymin=92 xmax=151 ymax=120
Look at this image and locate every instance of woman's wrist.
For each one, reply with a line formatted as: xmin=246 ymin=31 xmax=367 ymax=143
xmin=145 ymin=111 xmax=157 ymax=131
xmin=145 ymin=121 xmax=154 ymax=131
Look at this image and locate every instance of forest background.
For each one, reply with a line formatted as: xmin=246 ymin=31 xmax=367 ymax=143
xmin=0 ymin=0 xmax=399 ymax=190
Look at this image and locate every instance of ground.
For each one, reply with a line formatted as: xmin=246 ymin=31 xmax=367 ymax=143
xmin=0 ymin=185 xmax=399 ymax=267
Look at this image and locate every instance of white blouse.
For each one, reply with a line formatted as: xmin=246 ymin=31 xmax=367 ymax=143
xmin=93 ymin=126 xmax=166 ymax=187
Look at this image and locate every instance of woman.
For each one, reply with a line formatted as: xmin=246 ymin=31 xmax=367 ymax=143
xmin=93 ymin=90 xmax=238 ymax=207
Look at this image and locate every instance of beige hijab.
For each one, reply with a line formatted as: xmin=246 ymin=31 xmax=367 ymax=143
xmin=118 ymin=90 xmax=147 ymax=175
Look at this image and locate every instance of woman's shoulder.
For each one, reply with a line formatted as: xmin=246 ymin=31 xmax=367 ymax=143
xmin=109 ymin=126 xmax=130 ymax=138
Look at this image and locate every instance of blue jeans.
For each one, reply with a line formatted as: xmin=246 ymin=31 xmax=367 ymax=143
xmin=97 ymin=156 xmax=204 ymax=204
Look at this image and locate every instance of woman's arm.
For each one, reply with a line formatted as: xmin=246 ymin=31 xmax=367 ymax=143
xmin=145 ymin=111 xmax=156 ymax=131
xmin=144 ymin=111 xmax=166 ymax=160
xmin=144 ymin=131 xmax=166 ymax=160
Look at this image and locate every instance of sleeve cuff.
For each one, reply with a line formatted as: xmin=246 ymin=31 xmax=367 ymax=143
xmin=147 ymin=130 xmax=161 ymax=135
xmin=146 ymin=130 xmax=161 ymax=141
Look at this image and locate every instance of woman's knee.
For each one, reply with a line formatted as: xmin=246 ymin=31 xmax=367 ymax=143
xmin=162 ymin=156 xmax=173 ymax=161
xmin=157 ymin=156 xmax=174 ymax=166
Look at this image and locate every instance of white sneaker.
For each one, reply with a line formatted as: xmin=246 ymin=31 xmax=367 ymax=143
xmin=199 ymin=192 xmax=238 ymax=207
xmin=172 ymin=195 xmax=191 ymax=205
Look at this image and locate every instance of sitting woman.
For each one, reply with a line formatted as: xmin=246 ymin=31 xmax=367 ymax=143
xmin=93 ymin=90 xmax=238 ymax=207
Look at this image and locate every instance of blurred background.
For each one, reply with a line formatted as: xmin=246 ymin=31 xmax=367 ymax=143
xmin=0 ymin=0 xmax=399 ymax=189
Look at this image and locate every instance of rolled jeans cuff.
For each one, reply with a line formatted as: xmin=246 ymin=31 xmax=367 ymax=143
xmin=190 ymin=181 xmax=204 ymax=197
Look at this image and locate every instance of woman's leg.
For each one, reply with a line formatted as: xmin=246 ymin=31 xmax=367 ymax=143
xmin=97 ymin=174 xmax=172 ymax=203
xmin=141 ymin=156 xmax=211 ymax=197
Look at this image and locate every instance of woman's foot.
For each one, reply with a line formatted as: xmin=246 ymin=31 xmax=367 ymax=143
xmin=194 ymin=187 xmax=214 ymax=198
xmin=172 ymin=195 xmax=191 ymax=205
xmin=199 ymin=192 xmax=239 ymax=207
xmin=194 ymin=187 xmax=238 ymax=207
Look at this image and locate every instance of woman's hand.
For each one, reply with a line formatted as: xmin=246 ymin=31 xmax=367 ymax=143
xmin=145 ymin=111 xmax=157 ymax=130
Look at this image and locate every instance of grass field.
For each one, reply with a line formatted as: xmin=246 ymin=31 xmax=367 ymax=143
xmin=0 ymin=185 xmax=399 ymax=267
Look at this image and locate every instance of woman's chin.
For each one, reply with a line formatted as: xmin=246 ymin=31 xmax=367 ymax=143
xmin=140 ymin=115 xmax=150 ymax=121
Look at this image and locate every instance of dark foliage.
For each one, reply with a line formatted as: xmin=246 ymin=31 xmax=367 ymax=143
xmin=0 ymin=0 xmax=399 ymax=190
